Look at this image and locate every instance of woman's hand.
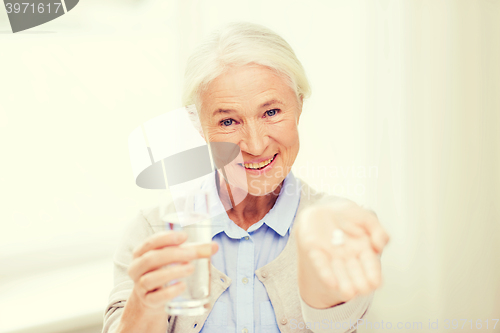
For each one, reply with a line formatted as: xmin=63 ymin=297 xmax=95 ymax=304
xmin=294 ymin=199 xmax=390 ymax=309
xmin=127 ymin=230 xmax=219 ymax=312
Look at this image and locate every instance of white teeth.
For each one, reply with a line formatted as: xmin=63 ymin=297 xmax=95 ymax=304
xmin=244 ymin=155 xmax=275 ymax=169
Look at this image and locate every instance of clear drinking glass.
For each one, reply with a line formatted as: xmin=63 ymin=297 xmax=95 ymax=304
xmin=159 ymin=189 xmax=213 ymax=316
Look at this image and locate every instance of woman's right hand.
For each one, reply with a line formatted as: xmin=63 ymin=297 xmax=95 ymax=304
xmin=127 ymin=230 xmax=219 ymax=312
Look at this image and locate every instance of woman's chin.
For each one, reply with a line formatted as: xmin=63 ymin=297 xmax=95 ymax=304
xmin=246 ymin=181 xmax=281 ymax=196
xmin=221 ymin=168 xmax=284 ymax=197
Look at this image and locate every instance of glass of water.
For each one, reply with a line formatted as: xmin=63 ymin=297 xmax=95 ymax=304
xmin=159 ymin=189 xmax=213 ymax=316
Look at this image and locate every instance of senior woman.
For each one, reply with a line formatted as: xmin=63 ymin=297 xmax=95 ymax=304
xmin=102 ymin=22 xmax=389 ymax=333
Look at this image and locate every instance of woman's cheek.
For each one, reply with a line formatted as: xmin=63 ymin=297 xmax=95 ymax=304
xmin=272 ymin=122 xmax=300 ymax=147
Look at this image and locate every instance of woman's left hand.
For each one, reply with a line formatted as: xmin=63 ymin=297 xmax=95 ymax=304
xmin=293 ymin=199 xmax=390 ymax=309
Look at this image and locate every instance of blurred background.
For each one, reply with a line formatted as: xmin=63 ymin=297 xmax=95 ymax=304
xmin=0 ymin=0 xmax=498 ymax=332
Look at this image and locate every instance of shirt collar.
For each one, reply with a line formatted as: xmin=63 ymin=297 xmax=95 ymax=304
xmin=196 ymin=170 xmax=301 ymax=239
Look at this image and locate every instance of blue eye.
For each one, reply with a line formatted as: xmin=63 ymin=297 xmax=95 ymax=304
xmin=266 ymin=109 xmax=279 ymax=117
xmin=221 ymin=119 xmax=234 ymax=127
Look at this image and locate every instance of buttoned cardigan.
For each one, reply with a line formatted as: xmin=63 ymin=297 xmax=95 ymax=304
xmin=102 ymin=180 xmax=374 ymax=333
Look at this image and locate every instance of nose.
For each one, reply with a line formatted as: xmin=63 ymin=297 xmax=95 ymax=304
xmin=239 ymin=121 xmax=269 ymax=156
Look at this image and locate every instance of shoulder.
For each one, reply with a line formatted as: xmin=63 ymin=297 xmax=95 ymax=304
xmin=113 ymin=203 xmax=163 ymax=260
xmin=296 ymin=177 xmax=349 ymax=212
xmin=139 ymin=203 xmax=164 ymax=233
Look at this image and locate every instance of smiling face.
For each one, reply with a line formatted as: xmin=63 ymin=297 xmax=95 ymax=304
xmin=199 ymin=64 xmax=303 ymax=196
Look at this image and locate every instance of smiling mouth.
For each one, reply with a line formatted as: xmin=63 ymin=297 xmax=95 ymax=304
xmin=240 ymin=154 xmax=278 ymax=170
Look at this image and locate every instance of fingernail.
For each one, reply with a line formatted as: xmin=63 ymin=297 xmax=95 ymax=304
xmin=196 ymin=244 xmax=212 ymax=257
xmin=175 ymin=232 xmax=187 ymax=242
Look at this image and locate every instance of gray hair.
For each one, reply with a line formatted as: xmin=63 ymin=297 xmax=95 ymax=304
xmin=181 ymin=21 xmax=311 ymax=112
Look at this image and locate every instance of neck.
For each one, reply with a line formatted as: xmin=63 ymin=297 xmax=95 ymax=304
xmin=216 ymin=170 xmax=282 ymax=230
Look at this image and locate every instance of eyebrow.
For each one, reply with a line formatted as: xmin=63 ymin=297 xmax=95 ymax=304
xmin=212 ymin=99 xmax=285 ymax=117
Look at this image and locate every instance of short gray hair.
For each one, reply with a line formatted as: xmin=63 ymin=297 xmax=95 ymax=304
xmin=181 ymin=21 xmax=311 ymax=111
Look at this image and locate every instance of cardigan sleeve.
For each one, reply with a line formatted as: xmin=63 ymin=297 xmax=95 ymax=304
xmin=299 ymin=292 xmax=374 ymax=333
xmin=101 ymin=208 xmax=157 ymax=333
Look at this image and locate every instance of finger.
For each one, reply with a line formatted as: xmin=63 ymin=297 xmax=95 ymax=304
xmin=345 ymin=256 xmax=372 ymax=295
xmin=132 ymin=231 xmax=188 ymax=259
xmin=370 ymin=226 xmax=390 ymax=254
xmin=182 ymin=242 xmax=217 ymax=258
xmin=309 ymin=249 xmax=338 ymax=289
xmin=129 ymin=241 xmax=219 ymax=281
xmin=137 ymin=262 xmax=194 ymax=295
xmin=129 ymin=246 xmax=198 ymax=281
xmin=144 ymin=281 xmax=186 ymax=307
xmin=331 ymin=257 xmax=356 ymax=300
xmin=357 ymin=211 xmax=390 ymax=253
xmin=359 ymin=248 xmax=382 ymax=288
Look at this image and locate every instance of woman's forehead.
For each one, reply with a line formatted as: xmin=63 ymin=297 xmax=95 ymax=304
xmin=211 ymin=64 xmax=288 ymax=90
xmin=199 ymin=65 xmax=296 ymax=113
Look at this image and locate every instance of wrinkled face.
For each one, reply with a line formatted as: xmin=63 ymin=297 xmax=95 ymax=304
xmin=199 ymin=64 xmax=302 ymax=196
